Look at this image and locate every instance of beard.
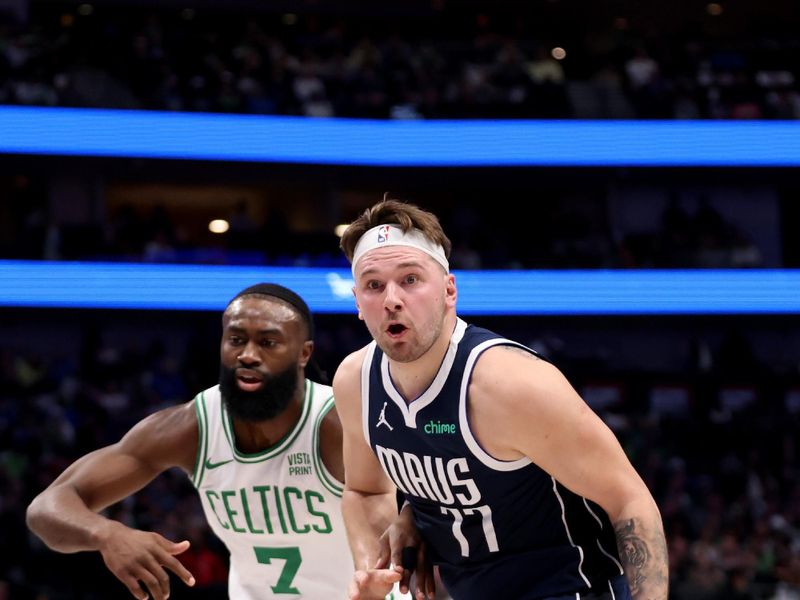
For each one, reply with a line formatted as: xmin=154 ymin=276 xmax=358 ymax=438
xmin=374 ymin=312 xmax=445 ymax=364
xmin=218 ymin=361 xmax=300 ymax=422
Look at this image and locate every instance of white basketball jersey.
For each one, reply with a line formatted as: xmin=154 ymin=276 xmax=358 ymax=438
xmin=191 ymin=381 xmax=352 ymax=598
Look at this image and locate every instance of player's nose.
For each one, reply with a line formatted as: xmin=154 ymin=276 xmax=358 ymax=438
xmin=383 ymin=281 xmax=403 ymax=311
xmin=237 ymin=341 xmax=261 ymax=365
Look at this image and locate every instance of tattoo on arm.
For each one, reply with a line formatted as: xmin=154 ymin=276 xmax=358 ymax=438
xmin=615 ymin=519 xmax=649 ymax=594
xmin=614 ymin=518 xmax=669 ymax=599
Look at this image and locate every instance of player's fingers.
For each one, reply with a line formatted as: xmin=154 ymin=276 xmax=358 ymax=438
xmin=352 ymin=568 xmax=402 ymax=600
xmin=425 ymin=575 xmax=436 ymax=600
xmin=347 ymin=576 xmax=362 ymax=600
xmin=160 ymin=551 xmax=196 ymax=587
xmin=398 ymin=545 xmax=416 ymax=592
xmin=353 ymin=570 xmax=369 ymax=589
xmin=120 ymin=574 xmax=149 ymax=600
xmin=138 ymin=556 xmax=171 ymax=600
xmin=138 ymin=571 xmax=166 ymax=600
xmin=169 ymin=540 xmax=191 ymax=555
xmin=381 ymin=569 xmax=403 ymax=584
xmin=416 ymin=546 xmax=435 ymax=600
xmin=155 ymin=534 xmax=190 ymax=556
xmin=415 ymin=572 xmax=435 ymax=600
xmin=399 ymin=565 xmax=412 ymax=593
xmin=412 ymin=567 xmax=426 ymax=599
xmin=410 ymin=565 xmax=424 ymax=599
xmin=399 ymin=572 xmax=411 ymax=595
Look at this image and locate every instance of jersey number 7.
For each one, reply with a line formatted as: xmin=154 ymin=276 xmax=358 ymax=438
xmin=254 ymin=546 xmax=302 ymax=594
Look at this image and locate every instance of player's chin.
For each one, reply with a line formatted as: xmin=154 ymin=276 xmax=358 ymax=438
xmin=386 ymin=348 xmax=419 ymax=364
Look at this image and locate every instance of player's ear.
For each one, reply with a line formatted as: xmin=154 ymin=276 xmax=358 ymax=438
xmin=352 ymin=287 xmax=364 ymax=320
xmin=445 ymin=273 xmax=457 ymax=308
xmin=299 ymin=340 xmax=313 ymax=367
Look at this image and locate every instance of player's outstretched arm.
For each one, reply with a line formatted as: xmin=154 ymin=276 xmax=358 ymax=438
xmin=26 ymin=402 xmax=198 ymax=600
xmin=334 ymin=349 xmax=404 ymax=600
xmin=470 ymin=347 xmax=669 ymax=600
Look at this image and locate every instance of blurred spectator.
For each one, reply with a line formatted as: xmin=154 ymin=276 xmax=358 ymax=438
xmin=3 ymin=7 xmax=800 ymax=121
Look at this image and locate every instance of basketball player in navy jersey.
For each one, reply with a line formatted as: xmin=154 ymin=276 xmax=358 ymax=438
xmin=334 ymin=200 xmax=668 ymax=600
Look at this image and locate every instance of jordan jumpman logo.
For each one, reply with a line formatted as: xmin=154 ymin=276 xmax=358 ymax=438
xmin=376 ymin=402 xmax=393 ymax=431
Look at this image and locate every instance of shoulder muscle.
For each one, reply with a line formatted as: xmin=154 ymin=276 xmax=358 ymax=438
xmin=117 ymin=401 xmax=199 ymax=474
xmin=469 ymin=345 xmax=572 ymax=458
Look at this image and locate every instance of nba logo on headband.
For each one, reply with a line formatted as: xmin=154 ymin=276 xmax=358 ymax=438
xmin=351 ymin=223 xmax=450 ymax=276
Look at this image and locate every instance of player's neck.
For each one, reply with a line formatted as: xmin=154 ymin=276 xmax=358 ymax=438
xmin=230 ymin=391 xmax=304 ymax=454
xmin=389 ymin=312 xmax=457 ymax=403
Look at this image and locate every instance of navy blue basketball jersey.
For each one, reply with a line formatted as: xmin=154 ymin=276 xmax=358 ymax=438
xmin=362 ymin=319 xmax=626 ymax=599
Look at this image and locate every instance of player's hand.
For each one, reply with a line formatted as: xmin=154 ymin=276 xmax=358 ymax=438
xmin=375 ymin=505 xmax=435 ymax=600
xmin=96 ymin=521 xmax=195 ymax=600
xmin=348 ymin=566 xmax=403 ymax=600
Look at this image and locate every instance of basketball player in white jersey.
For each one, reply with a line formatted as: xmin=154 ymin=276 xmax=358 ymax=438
xmin=27 ymin=283 xmax=408 ymax=600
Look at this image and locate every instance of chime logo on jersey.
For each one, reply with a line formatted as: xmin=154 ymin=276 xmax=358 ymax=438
xmin=424 ymin=420 xmax=456 ymax=434
xmin=375 ymin=445 xmax=481 ymax=506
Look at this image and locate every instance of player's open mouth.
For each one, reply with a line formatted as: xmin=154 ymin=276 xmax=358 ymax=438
xmin=236 ymin=370 xmax=264 ymax=391
xmin=387 ymin=323 xmax=408 ymax=337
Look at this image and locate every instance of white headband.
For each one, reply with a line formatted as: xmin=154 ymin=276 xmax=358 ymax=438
xmin=351 ymin=224 xmax=449 ymax=276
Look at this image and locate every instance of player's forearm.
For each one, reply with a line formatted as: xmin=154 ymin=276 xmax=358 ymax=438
xmin=612 ymin=498 xmax=669 ymax=600
xmin=26 ymin=486 xmax=118 ymax=553
xmin=342 ymin=488 xmax=398 ymax=570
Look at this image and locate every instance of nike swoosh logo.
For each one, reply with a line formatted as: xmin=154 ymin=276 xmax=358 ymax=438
xmin=205 ymin=458 xmax=234 ymax=470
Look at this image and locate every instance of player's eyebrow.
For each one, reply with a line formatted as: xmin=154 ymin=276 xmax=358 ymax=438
xmin=226 ymin=325 xmax=283 ymax=335
xmin=359 ymin=260 xmax=427 ymax=278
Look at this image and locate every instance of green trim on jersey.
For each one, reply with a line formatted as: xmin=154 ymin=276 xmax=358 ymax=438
xmin=221 ymin=380 xmax=314 ymax=463
xmin=192 ymin=391 xmax=210 ymax=487
xmin=312 ymin=394 xmax=344 ymax=497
